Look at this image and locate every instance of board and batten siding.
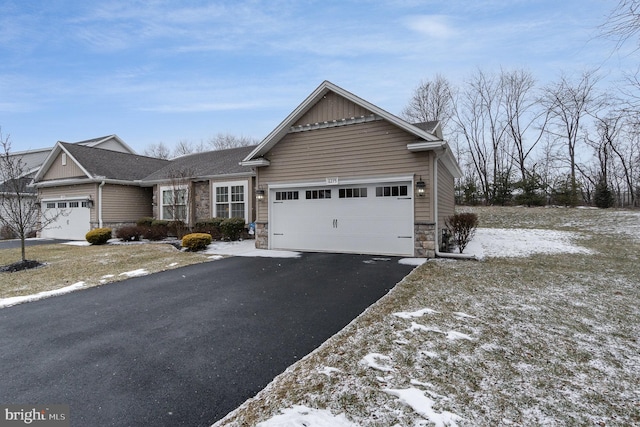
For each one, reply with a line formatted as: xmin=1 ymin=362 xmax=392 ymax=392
xmin=42 ymin=151 xmax=86 ymax=181
xmin=294 ymin=92 xmax=373 ymax=126
xmin=101 ymin=185 xmax=153 ymax=222
xmin=256 ymin=119 xmax=432 ymax=223
xmin=39 ymin=184 xmax=98 ymax=222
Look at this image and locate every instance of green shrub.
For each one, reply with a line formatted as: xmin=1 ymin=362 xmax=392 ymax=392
xmin=193 ymin=217 xmax=225 ymax=239
xmin=181 ymin=233 xmax=212 ymax=251
xmin=151 ymin=219 xmax=169 ymax=228
xmin=86 ymin=228 xmax=112 ymax=245
xmin=136 ymin=217 xmax=154 ymax=227
xmin=115 ymin=225 xmax=144 ymax=241
xmin=220 ymin=217 xmax=246 ymax=241
xmin=143 ymin=225 xmax=168 ymax=241
xmin=168 ymin=220 xmax=188 ymax=238
xmin=445 ymin=212 xmax=478 ymax=254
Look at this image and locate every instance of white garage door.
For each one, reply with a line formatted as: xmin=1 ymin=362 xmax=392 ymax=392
xmin=270 ymin=181 xmax=414 ymax=256
xmin=41 ymin=200 xmax=91 ymax=240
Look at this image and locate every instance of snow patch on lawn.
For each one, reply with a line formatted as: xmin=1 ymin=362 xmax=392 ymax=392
xmin=0 ymin=282 xmax=86 ymax=308
xmin=398 ymin=257 xmax=427 ymax=266
xmin=360 ymin=353 xmax=394 ymax=372
xmin=255 ymin=405 xmax=358 ymax=427
xmin=465 ymin=227 xmax=592 ymax=259
xmin=203 ymin=240 xmax=301 ymax=258
xmin=383 ymin=387 xmax=462 ymax=427
xmin=394 ymin=308 xmax=440 ymax=319
xmin=119 ymin=269 xmax=149 ymax=277
xmin=62 ymin=240 xmax=90 ymax=246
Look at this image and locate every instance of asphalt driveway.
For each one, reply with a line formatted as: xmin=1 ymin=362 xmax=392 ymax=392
xmin=0 ymin=252 xmax=414 ymax=426
xmin=0 ymin=238 xmax=70 ymax=250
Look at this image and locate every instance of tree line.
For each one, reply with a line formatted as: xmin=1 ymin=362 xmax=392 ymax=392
xmin=403 ymin=68 xmax=639 ymax=208
xmin=403 ymin=1 xmax=639 ymax=208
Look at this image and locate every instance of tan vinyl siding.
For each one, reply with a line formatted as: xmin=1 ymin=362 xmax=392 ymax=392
xmin=39 ymin=184 xmax=98 ymax=222
xmin=101 ymin=185 xmax=153 ymax=222
xmin=42 ymin=152 xmax=86 ymax=180
xmin=437 ymin=158 xmax=455 ymax=228
xmin=93 ymin=139 xmax=130 ymax=153
xmin=295 ymin=92 xmax=372 ymax=125
xmin=257 ymin=120 xmax=432 ymax=222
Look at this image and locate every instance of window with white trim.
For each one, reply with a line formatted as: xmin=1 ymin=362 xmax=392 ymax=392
xmin=46 ymin=202 xmax=56 ymax=209
xmin=214 ymin=182 xmax=247 ymax=220
xmin=160 ymin=186 xmax=188 ymax=220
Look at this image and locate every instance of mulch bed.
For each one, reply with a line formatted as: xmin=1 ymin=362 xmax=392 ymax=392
xmin=0 ymin=260 xmax=45 ymax=273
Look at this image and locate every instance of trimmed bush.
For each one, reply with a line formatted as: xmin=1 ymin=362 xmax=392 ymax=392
xmin=151 ymin=219 xmax=169 ymax=228
xmin=193 ymin=217 xmax=225 ymax=239
xmin=445 ymin=212 xmax=478 ymax=254
xmin=86 ymin=228 xmax=112 ymax=245
xmin=136 ymin=217 xmax=154 ymax=227
xmin=115 ymin=225 xmax=144 ymax=242
xmin=142 ymin=226 xmax=168 ymax=241
xmin=220 ymin=217 xmax=246 ymax=241
xmin=168 ymin=220 xmax=188 ymax=238
xmin=181 ymin=233 xmax=212 ymax=251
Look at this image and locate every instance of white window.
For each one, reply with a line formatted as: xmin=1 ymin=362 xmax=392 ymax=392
xmin=46 ymin=202 xmax=56 ymax=209
xmin=160 ymin=186 xmax=188 ymax=220
xmin=214 ymin=181 xmax=247 ymax=220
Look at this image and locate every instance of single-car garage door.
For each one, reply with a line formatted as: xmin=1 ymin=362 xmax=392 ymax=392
xmin=270 ymin=181 xmax=414 ymax=256
xmin=41 ymin=200 xmax=91 ymax=240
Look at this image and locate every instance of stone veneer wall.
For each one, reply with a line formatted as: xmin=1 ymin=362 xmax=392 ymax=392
xmin=255 ymin=221 xmax=268 ymax=249
xmin=193 ymin=181 xmax=210 ymax=222
xmin=414 ymin=222 xmax=436 ymax=258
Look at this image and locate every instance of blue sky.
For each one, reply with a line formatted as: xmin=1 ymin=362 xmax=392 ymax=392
xmin=0 ymin=0 xmax=632 ymax=153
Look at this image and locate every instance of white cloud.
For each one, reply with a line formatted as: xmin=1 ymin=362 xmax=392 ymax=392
xmin=404 ymin=15 xmax=457 ymax=39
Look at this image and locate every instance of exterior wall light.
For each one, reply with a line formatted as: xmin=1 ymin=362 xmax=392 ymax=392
xmin=256 ymin=188 xmax=265 ymax=201
xmin=416 ymin=176 xmax=426 ymax=197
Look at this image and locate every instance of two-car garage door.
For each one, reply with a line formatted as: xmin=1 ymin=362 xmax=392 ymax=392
xmin=270 ymin=181 xmax=414 ymax=256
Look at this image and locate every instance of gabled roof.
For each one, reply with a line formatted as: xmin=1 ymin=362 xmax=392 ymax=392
xmin=33 ymin=142 xmax=169 ymax=183
xmin=242 ymin=80 xmax=444 ymax=164
xmin=62 ymin=134 xmax=136 ymax=154
xmin=141 ymin=145 xmax=256 ymax=184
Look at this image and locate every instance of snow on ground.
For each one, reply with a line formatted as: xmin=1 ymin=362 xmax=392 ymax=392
xmin=0 ymin=281 xmax=86 ymax=308
xmin=119 ymin=268 xmax=149 ymax=277
xmin=255 ymin=405 xmax=358 ymax=427
xmin=465 ymin=227 xmax=592 ymax=260
xmin=202 ymin=240 xmax=301 ymax=258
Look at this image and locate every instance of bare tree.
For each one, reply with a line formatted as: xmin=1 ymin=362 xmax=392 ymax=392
xmin=541 ymin=71 xmax=602 ymax=206
xmin=601 ymin=0 xmax=640 ymax=51
xmin=172 ymin=139 xmax=206 ymax=158
xmin=207 ymin=133 xmax=257 ymax=151
xmin=144 ymin=142 xmax=171 ymax=159
xmin=402 ymin=74 xmax=455 ymax=131
xmin=0 ymin=131 xmax=63 ymax=263
xmin=502 ymin=69 xmax=549 ymax=185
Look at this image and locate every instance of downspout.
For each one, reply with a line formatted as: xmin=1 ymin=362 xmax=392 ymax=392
xmin=98 ymin=180 xmax=105 ymax=228
xmin=433 ymin=152 xmax=477 ymax=260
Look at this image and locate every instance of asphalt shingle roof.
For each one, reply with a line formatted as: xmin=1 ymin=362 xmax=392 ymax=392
xmin=60 ymin=143 xmax=170 ymax=180
xmin=141 ymin=145 xmax=256 ymax=182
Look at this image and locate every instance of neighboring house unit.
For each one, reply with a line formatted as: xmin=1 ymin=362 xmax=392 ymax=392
xmin=33 ymin=139 xmax=170 ymax=240
xmin=241 ymin=81 xmax=461 ymax=257
xmin=32 ymin=136 xmax=256 ymax=240
xmin=30 ymin=81 xmax=461 ymax=257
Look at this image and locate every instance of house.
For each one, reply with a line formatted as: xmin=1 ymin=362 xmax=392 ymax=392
xmin=241 ymin=81 xmax=461 ymax=257
xmin=33 ymin=137 xmax=170 ymax=239
xmin=32 ymin=81 xmax=461 ymax=257
xmin=32 ymin=136 xmax=256 ymax=240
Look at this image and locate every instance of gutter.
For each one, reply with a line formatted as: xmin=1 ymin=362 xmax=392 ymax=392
xmin=433 ymin=152 xmax=477 ymax=260
xmin=98 ymin=180 xmax=105 ymax=228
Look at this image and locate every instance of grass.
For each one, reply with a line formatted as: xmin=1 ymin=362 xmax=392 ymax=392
xmin=0 ymin=242 xmax=211 ymax=299
xmin=215 ymin=206 xmax=640 ymax=426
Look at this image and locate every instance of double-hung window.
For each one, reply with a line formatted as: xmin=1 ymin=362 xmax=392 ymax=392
xmin=214 ymin=181 xmax=247 ymax=220
xmin=161 ymin=186 xmax=188 ymax=220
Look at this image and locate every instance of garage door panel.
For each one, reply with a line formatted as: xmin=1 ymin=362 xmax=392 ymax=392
xmin=41 ymin=202 xmax=90 ymax=240
xmin=270 ymin=182 xmax=414 ymax=256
